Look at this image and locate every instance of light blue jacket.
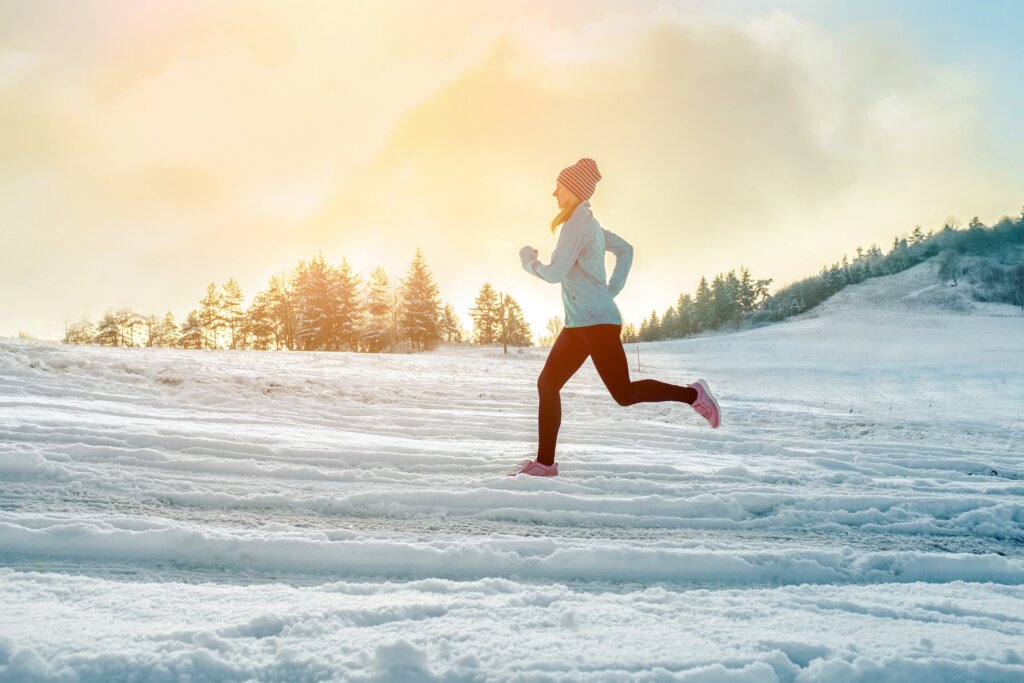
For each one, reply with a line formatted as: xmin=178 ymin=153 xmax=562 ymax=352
xmin=521 ymin=200 xmax=633 ymax=328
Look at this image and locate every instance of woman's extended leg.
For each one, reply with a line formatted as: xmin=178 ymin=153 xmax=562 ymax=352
xmin=536 ymin=328 xmax=589 ymax=466
xmin=583 ymin=325 xmax=697 ymax=406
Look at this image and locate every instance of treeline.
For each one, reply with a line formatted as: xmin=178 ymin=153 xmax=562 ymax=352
xmin=623 ymin=267 xmax=773 ymax=342
xmin=468 ymin=283 xmax=532 ymax=348
xmin=63 ymin=249 xmax=535 ymax=352
xmin=60 ymin=210 xmax=1024 ymax=351
xmin=627 ymin=209 xmax=1024 ymax=342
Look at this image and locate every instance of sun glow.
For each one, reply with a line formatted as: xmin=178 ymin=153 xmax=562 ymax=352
xmin=1 ymin=2 xmax=1021 ymax=341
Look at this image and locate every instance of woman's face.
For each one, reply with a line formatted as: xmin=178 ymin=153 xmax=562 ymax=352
xmin=553 ymin=182 xmax=576 ymax=210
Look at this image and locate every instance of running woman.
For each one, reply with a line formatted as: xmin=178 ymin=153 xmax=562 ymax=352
xmin=511 ymin=158 xmax=721 ymax=477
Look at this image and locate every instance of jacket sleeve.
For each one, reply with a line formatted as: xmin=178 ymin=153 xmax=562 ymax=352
xmin=603 ymin=228 xmax=633 ymax=297
xmin=521 ymin=213 xmax=589 ymax=284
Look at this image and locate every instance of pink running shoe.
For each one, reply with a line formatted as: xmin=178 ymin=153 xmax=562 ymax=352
xmin=507 ymin=459 xmax=559 ymax=477
xmin=688 ymin=378 xmax=721 ymax=428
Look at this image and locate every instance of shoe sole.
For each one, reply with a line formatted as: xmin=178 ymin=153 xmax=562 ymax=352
xmin=507 ymin=465 xmax=559 ymax=477
xmin=694 ymin=378 xmax=721 ymax=428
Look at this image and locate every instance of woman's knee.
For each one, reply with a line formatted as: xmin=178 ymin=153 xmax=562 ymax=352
xmin=610 ymin=386 xmax=635 ymax=407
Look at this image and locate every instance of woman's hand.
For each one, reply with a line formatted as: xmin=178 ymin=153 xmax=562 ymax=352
xmin=519 ymin=245 xmax=539 ymax=264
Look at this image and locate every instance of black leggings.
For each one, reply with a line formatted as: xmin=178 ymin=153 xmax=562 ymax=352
xmin=536 ymin=324 xmax=696 ymax=465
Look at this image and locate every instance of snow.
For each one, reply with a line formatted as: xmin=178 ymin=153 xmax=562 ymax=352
xmin=2 ymin=260 xmax=1024 ymax=681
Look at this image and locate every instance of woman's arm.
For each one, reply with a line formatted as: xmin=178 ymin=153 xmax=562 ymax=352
xmin=521 ymin=213 xmax=589 ymax=284
xmin=603 ymin=228 xmax=633 ymax=296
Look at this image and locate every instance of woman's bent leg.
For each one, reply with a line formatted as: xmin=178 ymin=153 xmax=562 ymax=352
xmin=536 ymin=328 xmax=589 ymax=466
xmin=584 ymin=325 xmax=697 ymax=406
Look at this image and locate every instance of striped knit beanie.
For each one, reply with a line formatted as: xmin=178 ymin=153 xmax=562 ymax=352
xmin=557 ymin=158 xmax=601 ymax=201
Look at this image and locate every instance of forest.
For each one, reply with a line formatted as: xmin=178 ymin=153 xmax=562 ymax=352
xmin=624 ymin=211 xmax=1024 ymax=343
xmin=62 ymin=212 xmax=1024 ymax=351
xmin=62 ymin=248 xmax=533 ymax=353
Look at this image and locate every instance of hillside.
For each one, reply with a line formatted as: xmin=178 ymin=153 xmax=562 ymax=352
xmin=636 ymin=257 xmax=1024 ymax=432
xmin=801 ymin=254 xmax=1024 ymax=319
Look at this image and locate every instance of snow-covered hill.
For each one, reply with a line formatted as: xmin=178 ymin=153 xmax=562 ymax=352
xmin=1 ymin=263 xmax=1023 ymax=681
xmin=800 ymin=257 xmax=1021 ymax=318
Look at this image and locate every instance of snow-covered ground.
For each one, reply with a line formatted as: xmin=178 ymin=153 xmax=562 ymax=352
xmin=2 ymin=260 xmax=1023 ymax=682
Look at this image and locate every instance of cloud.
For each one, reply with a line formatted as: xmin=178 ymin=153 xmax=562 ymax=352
xmin=0 ymin=2 xmax=501 ymax=335
xmin=0 ymin=3 xmax=1017 ymax=338
xmin=303 ymin=9 xmax=1011 ymax=330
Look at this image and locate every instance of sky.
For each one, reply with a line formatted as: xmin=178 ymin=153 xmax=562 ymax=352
xmin=1 ymin=0 xmax=1022 ymax=341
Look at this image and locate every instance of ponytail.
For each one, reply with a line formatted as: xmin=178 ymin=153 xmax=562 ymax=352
xmin=550 ymin=195 xmax=582 ymax=233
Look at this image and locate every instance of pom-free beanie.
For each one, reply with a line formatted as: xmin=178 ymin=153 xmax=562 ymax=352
xmin=557 ymin=158 xmax=602 ymax=201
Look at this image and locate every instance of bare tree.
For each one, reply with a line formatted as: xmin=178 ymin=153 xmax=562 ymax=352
xmin=539 ymin=316 xmax=564 ymax=347
xmin=63 ymin=318 xmax=95 ymax=345
xmin=938 ymin=250 xmax=962 ymax=286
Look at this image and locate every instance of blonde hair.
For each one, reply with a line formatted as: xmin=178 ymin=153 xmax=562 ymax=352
xmin=550 ymin=187 xmax=582 ymax=233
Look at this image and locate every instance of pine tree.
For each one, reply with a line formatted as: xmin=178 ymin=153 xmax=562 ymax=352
xmin=391 ymin=289 xmax=402 ymax=350
xmin=178 ymin=310 xmax=205 ymax=350
xmin=640 ymin=310 xmax=660 ymax=342
xmin=708 ymin=274 xmax=725 ymax=328
xmin=440 ymin=303 xmax=463 ymax=343
xmin=470 ymin=282 xmax=501 ymax=345
xmin=722 ymin=270 xmax=743 ymax=324
xmin=143 ymin=313 xmax=159 ymax=347
xmin=246 ymin=290 xmax=277 ymax=350
xmin=94 ymin=311 xmax=121 ymax=346
xmin=293 ymin=255 xmax=339 ymax=351
xmin=334 ymin=258 xmax=363 ymax=351
xmin=676 ymin=293 xmax=695 ymax=337
xmin=694 ymin=277 xmax=712 ymax=331
xmin=115 ymin=307 xmax=143 ymax=347
xmin=737 ymin=267 xmax=756 ymax=312
xmin=157 ymin=312 xmax=178 ymax=347
xmin=199 ymin=283 xmax=224 ymax=350
xmin=399 ymin=248 xmax=442 ymax=350
xmin=662 ymin=306 xmax=677 ymax=339
xmin=887 ymin=237 xmax=911 ymax=273
xmin=146 ymin=312 xmax=172 ymax=348
xmin=501 ymin=295 xmax=533 ymax=347
xmin=265 ymin=274 xmax=295 ymax=351
xmin=361 ymin=267 xmax=394 ymax=352
xmin=221 ymin=278 xmax=246 ymax=350
xmin=291 ymin=260 xmax=311 ymax=348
